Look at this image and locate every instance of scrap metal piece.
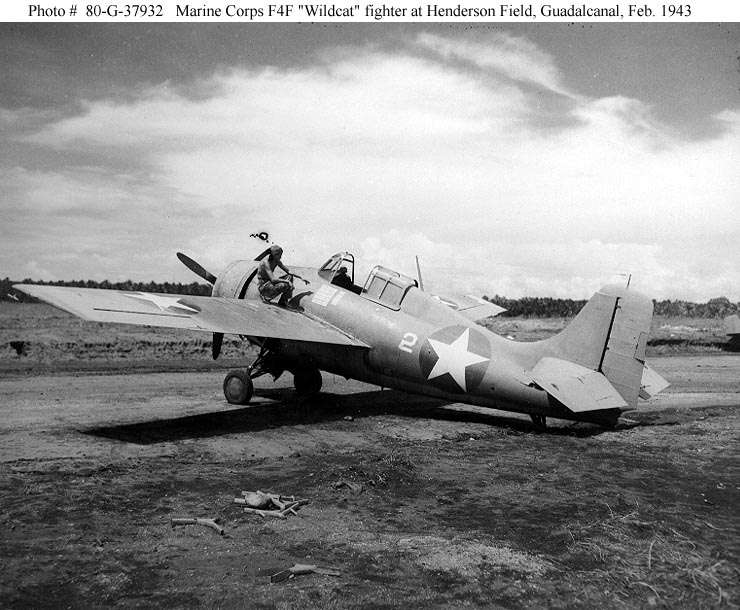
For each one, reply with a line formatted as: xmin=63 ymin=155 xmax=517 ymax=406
xmin=238 ymin=491 xmax=310 ymax=518
xmin=243 ymin=507 xmax=287 ymax=519
xmin=170 ymin=517 xmax=224 ymax=536
xmin=234 ymin=491 xmax=273 ymax=509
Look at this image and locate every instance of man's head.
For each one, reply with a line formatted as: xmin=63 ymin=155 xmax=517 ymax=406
xmin=270 ymin=245 xmax=283 ymax=259
xmin=339 ymin=266 xmax=347 ymax=274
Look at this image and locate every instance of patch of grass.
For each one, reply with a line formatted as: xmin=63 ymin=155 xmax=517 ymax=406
xmin=564 ymin=505 xmax=735 ymax=608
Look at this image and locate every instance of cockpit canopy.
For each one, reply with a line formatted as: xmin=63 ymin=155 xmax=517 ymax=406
xmin=319 ymin=252 xmax=418 ymax=310
xmin=361 ymin=265 xmax=418 ymax=310
xmin=318 ymin=252 xmax=356 ymax=283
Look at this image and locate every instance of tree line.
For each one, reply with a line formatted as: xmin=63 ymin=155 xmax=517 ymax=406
xmin=3 ymin=277 xmax=738 ymax=318
xmin=483 ymin=294 xmax=739 ymax=319
xmin=2 ymin=278 xmax=211 ymax=302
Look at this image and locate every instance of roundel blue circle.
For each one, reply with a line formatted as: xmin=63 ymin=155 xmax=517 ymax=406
xmin=418 ymin=325 xmax=491 ymax=394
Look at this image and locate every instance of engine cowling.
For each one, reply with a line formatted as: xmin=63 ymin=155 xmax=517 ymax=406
xmin=212 ymin=260 xmax=260 ymax=299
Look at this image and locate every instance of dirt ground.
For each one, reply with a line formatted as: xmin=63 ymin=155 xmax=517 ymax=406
xmin=1 ymin=304 xmax=739 ymax=609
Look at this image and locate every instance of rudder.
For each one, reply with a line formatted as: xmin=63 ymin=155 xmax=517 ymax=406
xmin=600 ymin=286 xmax=653 ymax=408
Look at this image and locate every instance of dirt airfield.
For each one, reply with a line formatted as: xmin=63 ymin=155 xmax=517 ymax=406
xmin=1 ymin=303 xmax=739 ymax=609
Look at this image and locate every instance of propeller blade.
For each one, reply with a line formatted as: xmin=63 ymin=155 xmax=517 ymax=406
xmin=212 ymin=332 xmax=223 ymax=360
xmin=177 ymin=252 xmax=217 ymax=285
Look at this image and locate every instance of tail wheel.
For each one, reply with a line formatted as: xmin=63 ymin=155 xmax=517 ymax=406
xmin=223 ymin=370 xmax=254 ymax=405
xmin=293 ymin=368 xmax=322 ymax=396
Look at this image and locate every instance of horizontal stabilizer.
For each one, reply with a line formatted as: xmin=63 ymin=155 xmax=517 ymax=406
xmin=639 ymin=364 xmax=670 ymax=400
xmin=531 ymin=357 xmax=627 ymax=413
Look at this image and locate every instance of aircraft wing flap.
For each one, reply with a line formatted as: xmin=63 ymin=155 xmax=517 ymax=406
xmin=433 ymin=294 xmax=506 ymax=321
xmin=531 ymin=357 xmax=628 ymax=413
xmin=14 ymin=284 xmax=368 ymax=347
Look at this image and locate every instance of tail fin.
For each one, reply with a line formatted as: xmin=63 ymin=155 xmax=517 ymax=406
xmin=725 ymin=314 xmax=740 ymax=336
xmin=533 ymin=284 xmax=667 ymax=412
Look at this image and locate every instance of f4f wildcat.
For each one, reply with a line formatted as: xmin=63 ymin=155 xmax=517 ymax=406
xmin=15 ymin=247 xmax=669 ymax=429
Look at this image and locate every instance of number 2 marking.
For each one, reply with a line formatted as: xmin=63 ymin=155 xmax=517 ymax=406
xmin=398 ymin=332 xmax=418 ymax=354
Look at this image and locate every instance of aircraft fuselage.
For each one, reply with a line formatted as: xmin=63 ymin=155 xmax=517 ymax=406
xmin=243 ymin=266 xmax=607 ymax=424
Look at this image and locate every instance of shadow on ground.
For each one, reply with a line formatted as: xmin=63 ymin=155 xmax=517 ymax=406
xmin=82 ymin=388 xmax=612 ymax=445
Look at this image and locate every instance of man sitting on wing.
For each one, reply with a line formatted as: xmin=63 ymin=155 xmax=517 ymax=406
xmin=257 ymin=245 xmax=297 ymax=307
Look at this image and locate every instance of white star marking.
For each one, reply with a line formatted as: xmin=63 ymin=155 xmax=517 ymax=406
xmin=427 ymin=328 xmax=489 ymax=392
xmin=126 ymin=293 xmax=199 ymax=313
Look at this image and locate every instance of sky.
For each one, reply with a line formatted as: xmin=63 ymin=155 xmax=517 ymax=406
xmin=1 ymin=21 xmax=739 ymax=301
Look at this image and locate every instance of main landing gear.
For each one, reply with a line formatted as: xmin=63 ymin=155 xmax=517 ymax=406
xmin=223 ymin=370 xmax=254 ymax=405
xmin=222 ymin=341 xmax=323 ymax=405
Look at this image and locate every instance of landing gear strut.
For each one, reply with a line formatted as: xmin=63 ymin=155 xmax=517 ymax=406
xmin=221 ymin=341 xmax=323 ymax=404
xmin=222 ymin=340 xmax=284 ymax=405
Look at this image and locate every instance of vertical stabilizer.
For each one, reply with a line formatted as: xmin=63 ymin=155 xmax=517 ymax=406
xmin=543 ymin=288 xmax=617 ymax=370
xmin=725 ymin=314 xmax=740 ymax=336
xmin=541 ymin=285 xmax=655 ymax=409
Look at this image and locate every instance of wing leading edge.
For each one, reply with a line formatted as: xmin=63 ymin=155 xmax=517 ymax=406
xmin=14 ymin=284 xmax=368 ymax=347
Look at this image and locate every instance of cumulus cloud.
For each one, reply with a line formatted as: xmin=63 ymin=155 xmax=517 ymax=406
xmin=3 ymin=30 xmax=739 ymax=300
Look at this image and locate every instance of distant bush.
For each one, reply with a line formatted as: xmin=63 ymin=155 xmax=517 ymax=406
xmin=652 ymin=296 xmax=738 ymax=319
xmin=484 ymin=295 xmax=587 ymax=318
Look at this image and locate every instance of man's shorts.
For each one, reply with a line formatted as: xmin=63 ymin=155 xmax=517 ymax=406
xmin=258 ymin=280 xmax=290 ymax=302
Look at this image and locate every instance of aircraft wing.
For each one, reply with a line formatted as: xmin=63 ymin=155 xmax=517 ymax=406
xmin=432 ymin=294 xmax=506 ymax=321
xmin=14 ymin=284 xmax=368 ymax=347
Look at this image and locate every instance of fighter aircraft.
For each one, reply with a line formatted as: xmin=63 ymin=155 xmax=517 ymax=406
xmin=15 ymin=248 xmax=669 ymax=428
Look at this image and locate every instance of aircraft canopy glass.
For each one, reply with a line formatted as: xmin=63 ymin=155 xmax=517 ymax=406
xmin=319 ymin=253 xmax=418 ymax=307
xmin=361 ymin=265 xmax=418 ymax=310
xmin=318 ymin=252 xmax=355 ymax=283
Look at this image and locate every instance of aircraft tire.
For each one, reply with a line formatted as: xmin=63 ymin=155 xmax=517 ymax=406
xmin=293 ymin=368 xmax=322 ymax=396
xmin=223 ymin=370 xmax=254 ymax=405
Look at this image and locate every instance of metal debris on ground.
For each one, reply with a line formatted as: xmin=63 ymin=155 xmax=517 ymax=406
xmin=170 ymin=517 xmax=225 ymax=535
xmin=234 ymin=490 xmax=310 ymax=519
xmin=270 ymin=563 xmax=341 ymax=583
